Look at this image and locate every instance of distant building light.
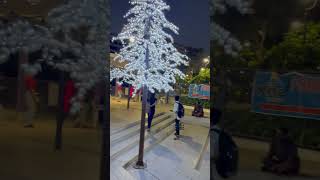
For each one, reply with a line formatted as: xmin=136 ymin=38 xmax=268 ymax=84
xmin=203 ymin=58 xmax=209 ymax=64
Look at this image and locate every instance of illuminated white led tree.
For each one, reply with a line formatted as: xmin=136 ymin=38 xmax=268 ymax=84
xmin=0 ymin=0 xmax=109 ymax=113
xmin=112 ymin=0 xmax=188 ymax=168
xmin=44 ymin=0 xmax=109 ymax=113
xmin=0 ymin=20 xmax=48 ymax=64
xmin=112 ymin=0 xmax=188 ymax=94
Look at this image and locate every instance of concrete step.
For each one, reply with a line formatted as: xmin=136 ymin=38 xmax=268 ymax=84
xmin=110 ymin=162 xmax=135 ymax=180
xmin=195 ymin=131 xmax=210 ymax=171
xmin=110 ymin=115 xmax=175 ymax=160
xmin=121 ymin=122 xmax=175 ymax=167
xmin=111 ymin=112 xmax=166 ymax=137
xmin=126 ymin=124 xmax=210 ymax=180
xmin=111 ymin=113 xmax=171 ymax=145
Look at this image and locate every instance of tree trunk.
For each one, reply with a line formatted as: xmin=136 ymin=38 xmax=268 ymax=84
xmin=55 ymin=71 xmax=65 ymax=151
xmin=16 ymin=48 xmax=28 ymax=119
xmin=166 ymin=92 xmax=169 ymax=104
xmin=135 ymin=16 xmax=151 ymax=168
xmin=135 ymin=85 xmax=148 ymax=167
xmin=127 ymin=95 xmax=131 ymax=109
xmin=127 ymin=86 xmax=131 ymax=109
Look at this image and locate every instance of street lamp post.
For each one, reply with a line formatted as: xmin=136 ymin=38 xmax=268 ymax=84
xmin=300 ymin=0 xmax=318 ymax=145
xmin=203 ymin=57 xmax=210 ymax=67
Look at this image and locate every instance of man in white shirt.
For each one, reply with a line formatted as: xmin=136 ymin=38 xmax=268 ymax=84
xmin=173 ymin=95 xmax=183 ymax=140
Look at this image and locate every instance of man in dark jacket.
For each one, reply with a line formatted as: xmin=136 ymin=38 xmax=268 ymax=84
xmin=262 ymin=128 xmax=300 ymax=175
xmin=147 ymin=93 xmax=157 ymax=132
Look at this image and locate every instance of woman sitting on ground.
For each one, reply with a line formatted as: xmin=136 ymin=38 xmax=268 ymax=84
xmin=192 ymin=101 xmax=204 ymax=117
xmin=262 ymin=128 xmax=300 ymax=175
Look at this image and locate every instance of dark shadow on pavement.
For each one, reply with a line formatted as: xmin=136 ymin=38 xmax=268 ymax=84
xmin=152 ymin=144 xmax=182 ymax=163
xmin=179 ymin=135 xmax=203 ymax=152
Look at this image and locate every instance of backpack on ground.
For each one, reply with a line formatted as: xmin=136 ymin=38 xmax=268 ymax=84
xmin=213 ymin=129 xmax=238 ymax=178
xmin=177 ymin=102 xmax=184 ymax=118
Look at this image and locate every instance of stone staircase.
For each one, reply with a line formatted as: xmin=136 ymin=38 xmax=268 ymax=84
xmin=110 ymin=112 xmax=176 ymax=179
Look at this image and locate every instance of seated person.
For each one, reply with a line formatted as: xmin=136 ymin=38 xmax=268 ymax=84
xmin=192 ymin=101 xmax=204 ymax=117
xmin=262 ymin=128 xmax=300 ymax=175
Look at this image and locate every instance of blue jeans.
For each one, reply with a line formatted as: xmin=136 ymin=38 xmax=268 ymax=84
xmin=147 ymin=108 xmax=155 ymax=129
xmin=175 ymin=119 xmax=180 ymax=136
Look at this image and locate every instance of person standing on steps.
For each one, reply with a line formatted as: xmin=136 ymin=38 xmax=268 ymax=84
xmin=147 ymin=93 xmax=157 ymax=132
xmin=211 ymin=107 xmax=239 ymax=178
xmin=262 ymin=127 xmax=300 ymax=175
xmin=173 ymin=95 xmax=184 ymax=140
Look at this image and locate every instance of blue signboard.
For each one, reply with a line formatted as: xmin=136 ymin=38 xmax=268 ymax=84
xmin=251 ymin=71 xmax=320 ymax=120
xmin=188 ymin=84 xmax=210 ymax=100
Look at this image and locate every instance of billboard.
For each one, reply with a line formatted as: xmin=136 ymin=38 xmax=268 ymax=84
xmin=251 ymin=71 xmax=320 ymax=120
xmin=188 ymin=84 xmax=210 ymax=100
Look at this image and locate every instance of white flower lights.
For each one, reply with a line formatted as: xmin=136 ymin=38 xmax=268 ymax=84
xmin=44 ymin=0 xmax=109 ymax=113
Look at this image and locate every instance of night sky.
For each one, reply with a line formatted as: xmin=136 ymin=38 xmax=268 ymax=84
xmin=111 ymin=0 xmax=210 ymax=54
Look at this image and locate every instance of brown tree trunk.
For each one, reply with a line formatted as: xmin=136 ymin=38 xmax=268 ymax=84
xmin=16 ymin=48 xmax=28 ymax=119
xmin=135 ymin=85 xmax=148 ymax=167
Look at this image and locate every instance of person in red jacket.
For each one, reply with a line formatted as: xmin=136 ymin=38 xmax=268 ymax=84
xmin=24 ymin=75 xmax=38 ymax=128
xmin=127 ymin=85 xmax=135 ymax=109
xmin=129 ymin=86 xmax=135 ymax=98
xmin=63 ymin=80 xmax=75 ymax=115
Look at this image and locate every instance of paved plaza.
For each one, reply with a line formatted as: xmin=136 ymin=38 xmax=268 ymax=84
xmin=0 ymin=98 xmax=319 ymax=180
